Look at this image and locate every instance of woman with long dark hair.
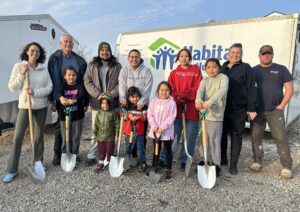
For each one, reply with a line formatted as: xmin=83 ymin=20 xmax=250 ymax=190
xmin=4 ymin=42 xmax=52 ymax=183
xmin=165 ymin=48 xmax=202 ymax=170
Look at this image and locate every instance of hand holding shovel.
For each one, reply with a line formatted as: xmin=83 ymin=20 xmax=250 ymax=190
xmin=25 ymin=71 xmax=45 ymax=184
xmin=61 ymin=108 xmax=77 ymax=172
xmin=197 ymin=110 xmax=216 ymax=189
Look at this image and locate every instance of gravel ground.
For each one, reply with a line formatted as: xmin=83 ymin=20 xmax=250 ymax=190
xmin=1 ymin=111 xmax=300 ymax=211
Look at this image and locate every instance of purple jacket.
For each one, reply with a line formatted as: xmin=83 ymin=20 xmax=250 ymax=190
xmin=147 ymin=96 xmax=177 ymax=141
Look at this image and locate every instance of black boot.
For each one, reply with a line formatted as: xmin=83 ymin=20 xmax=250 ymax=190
xmin=165 ymin=169 xmax=173 ymax=182
xmin=229 ymin=162 xmax=238 ymax=175
xmin=220 ymin=158 xmax=228 ymax=166
xmin=52 ymin=154 xmax=61 ymax=166
xmin=216 ymin=165 xmax=221 ymax=177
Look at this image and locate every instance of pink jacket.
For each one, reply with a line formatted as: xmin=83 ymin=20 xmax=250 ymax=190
xmin=147 ymin=96 xmax=177 ymax=141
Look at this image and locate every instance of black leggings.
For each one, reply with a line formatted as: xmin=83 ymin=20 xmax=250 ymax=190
xmin=152 ymin=139 xmax=172 ymax=170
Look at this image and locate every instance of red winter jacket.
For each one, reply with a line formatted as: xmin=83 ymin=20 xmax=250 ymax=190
xmin=123 ymin=105 xmax=147 ymax=136
xmin=168 ymin=64 xmax=202 ymax=121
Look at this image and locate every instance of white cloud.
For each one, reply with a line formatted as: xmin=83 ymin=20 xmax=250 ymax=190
xmin=66 ymin=0 xmax=204 ymax=56
xmin=0 ymin=0 xmax=204 ymax=58
xmin=44 ymin=1 xmax=89 ymax=19
xmin=0 ymin=0 xmax=88 ymax=18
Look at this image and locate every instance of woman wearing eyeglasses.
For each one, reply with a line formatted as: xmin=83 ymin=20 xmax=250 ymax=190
xmin=220 ymin=43 xmax=257 ymax=175
xmin=4 ymin=42 xmax=52 ymax=183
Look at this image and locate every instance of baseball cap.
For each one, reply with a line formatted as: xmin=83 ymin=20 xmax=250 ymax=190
xmin=259 ymin=45 xmax=273 ymax=54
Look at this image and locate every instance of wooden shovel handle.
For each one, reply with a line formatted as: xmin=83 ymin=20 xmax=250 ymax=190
xmin=25 ymin=72 xmax=34 ymax=145
xmin=129 ymin=131 xmax=134 ymax=144
xmin=202 ymin=119 xmax=207 ymax=149
xmin=155 ymin=140 xmax=159 ymax=156
xmin=182 ymin=113 xmax=187 ymax=141
xmin=129 ymin=121 xmax=135 ymax=144
xmin=66 ymin=115 xmax=70 ymax=145
xmin=118 ymin=117 xmax=124 ymax=142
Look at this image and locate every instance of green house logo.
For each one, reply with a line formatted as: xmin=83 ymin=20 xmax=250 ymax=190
xmin=148 ymin=37 xmax=180 ymax=70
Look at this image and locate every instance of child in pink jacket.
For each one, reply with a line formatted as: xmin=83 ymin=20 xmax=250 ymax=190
xmin=147 ymin=81 xmax=177 ymax=181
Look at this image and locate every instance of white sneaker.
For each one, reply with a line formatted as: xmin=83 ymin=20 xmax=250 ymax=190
xmin=281 ymin=169 xmax=293 ymax=179
xmin=249 ymin=163 xmax=262 ymax=172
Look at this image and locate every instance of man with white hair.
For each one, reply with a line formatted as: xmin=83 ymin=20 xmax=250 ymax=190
xmin=48 ymin=34 xmax=87 ymax=166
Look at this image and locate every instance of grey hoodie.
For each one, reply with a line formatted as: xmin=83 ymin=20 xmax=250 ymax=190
xmin=118 ymin=62 xmax=153 ymax=106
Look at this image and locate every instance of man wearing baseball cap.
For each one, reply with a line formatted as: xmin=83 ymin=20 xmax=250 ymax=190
xmin=249 ymin=45 xmax=294 ymax=179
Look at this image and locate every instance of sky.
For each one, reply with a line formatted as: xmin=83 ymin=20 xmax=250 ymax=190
xmin=0 ymin=0 xmax=299 ymax=59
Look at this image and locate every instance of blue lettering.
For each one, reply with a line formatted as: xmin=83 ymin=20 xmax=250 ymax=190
xmin=217 ymin=45 xmax=223 ymax=60
xmin=223 ymin=48 xmax=229 ymax=60
xmin=211 ymin=45 xmax=216 ymax=58
xmin=153 ymin=44 xmax=229 ymax=71
xmin=185 ymin=46 xmax=193 ymax=54
xmin=193 ymin=49 xmax=201 ymax=60
xmin=201 ymin=45 xmax=211 ymax=60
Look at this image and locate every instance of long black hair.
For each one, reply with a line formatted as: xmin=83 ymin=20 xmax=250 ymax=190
xmin=175 ymin=48 xmax=192 ymax=63
xmin=20 ymin=42 xmax=46 ymax=65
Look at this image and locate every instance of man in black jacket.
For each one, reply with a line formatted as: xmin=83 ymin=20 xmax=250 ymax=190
xmin=220 ymin=43 xmax=257 ymax=175
xmin=48 ymin=34 xmax=87 ymax=166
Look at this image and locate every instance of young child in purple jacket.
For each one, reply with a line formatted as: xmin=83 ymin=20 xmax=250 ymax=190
xmin=147 ymin=81 xmax=177 ymax=181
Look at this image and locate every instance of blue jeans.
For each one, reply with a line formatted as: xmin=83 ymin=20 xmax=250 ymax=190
xmin=125 ymin=135 xmax=146 ymax=163
xmin=160 ymin=117 xmax=200 ymax=164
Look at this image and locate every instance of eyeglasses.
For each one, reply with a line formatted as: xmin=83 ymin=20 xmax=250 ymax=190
xmin=129 ymin=56 xmax=140 ymax=59
xmin=63 ymin=41 xmax=74 ymax=44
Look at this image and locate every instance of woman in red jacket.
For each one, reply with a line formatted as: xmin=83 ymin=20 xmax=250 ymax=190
xmin=160 ymin=48 xmax=202 ymax=169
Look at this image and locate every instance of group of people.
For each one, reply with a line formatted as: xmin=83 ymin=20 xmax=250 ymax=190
xmin=3 ymin=33 xmax=294 ymax=184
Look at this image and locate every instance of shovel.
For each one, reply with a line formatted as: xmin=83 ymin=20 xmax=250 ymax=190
xmin=123 ymin=121 xmax=135 ymax=171
xmin=25 ymin=71 xmax=45 ymax=184
xmin=182 ymin=103 xmax=193 ymax=177
xmin=61 ymin=108 xmax=76 ymax=172
xmin=149 ymin=133 xmax=162 ymax=184
xmin=197 ymin=110 xmax=216 ymax=189
xmin=109 ymin=108 xmax=126 ymax=177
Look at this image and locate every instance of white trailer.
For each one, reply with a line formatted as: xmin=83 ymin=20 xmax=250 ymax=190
xmin=0 ymin=14 xmax=78 ymax=125
xmin=116 ymin=13 xmax=300 ymax=127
